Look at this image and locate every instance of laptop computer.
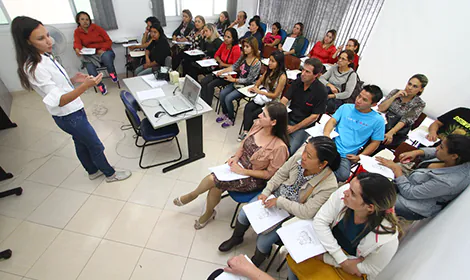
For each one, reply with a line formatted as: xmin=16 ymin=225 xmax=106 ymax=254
xmin=159 ymin=75 xmax=202 ymax=116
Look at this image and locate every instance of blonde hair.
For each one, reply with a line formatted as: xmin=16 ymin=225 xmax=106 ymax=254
xmin=322 ymin=29 xmax=337 ymax=50
xmin=204 ymin=23 xmax=219 ymax=42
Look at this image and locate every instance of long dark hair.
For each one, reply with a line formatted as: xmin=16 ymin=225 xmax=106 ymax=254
xmin=263 ymin=50 xmax=285 ymax=91
xmin=240 ymin=36 xmax=260 ymax=59
xmin=11 ymin=16 xmax=43 ymax=91
xmin=145 ymin=16 xmax=160 ymax=26
xmin=307 ymin=136 xmax=341 ymax=171
xmin=217 ymin=11 xmax=230 ymax=25
xmin=151 ymin=24 xmax=167 ymax=41
xmin=265 ymin=101 xmax=289 ymax=146
xmin=249 ymin=18 xmax=264 ymax=35
xmin=225 ymin=27 xmax=239 ymax=46
xmin=340 ymin=49 xmax=355 ymax=69
xmin=75 ymin=11 xmax=92 ymax=27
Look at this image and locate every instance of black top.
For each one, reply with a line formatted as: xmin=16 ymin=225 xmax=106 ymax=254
xmin=240 ymin=31 xmax=264 ymax=51
xmin=332 ymin=212 xmax=368 ymax=256
xmin=200 ymin=38 xmax=223 ymax=58
xmin=172 ymin=21 xmax=195 ymax=37
xmin=437 ymin=107 xmax=470 ymax=138
xmin=284 ymin=77 xmax=328 ymax=124
xmin=215 ymin=21 xmax=230 ymax=36
xmin=146 ymin=37 xmax=171 ymax=66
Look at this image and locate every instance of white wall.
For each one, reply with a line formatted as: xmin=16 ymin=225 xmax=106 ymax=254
xmin=377 ymin=184 xmax=470 ymax=279
xmin=358 ymin=0 xmax=470 ymax=119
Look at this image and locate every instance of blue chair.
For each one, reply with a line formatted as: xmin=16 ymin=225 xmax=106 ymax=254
xmin=260 ymin=22 xmax=267 ymax=35
xmin=222 ymin=189 xmax=262 ymax=228
xmin=120 ymin=90 xmax=182 ymax=169
xmin=300 ymin=38 xmax=310 ymax=57
xmin=279 ymin=29 xmax=287 ymax=42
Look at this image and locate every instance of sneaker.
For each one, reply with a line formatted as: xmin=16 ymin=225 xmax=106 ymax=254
xmin=221 ymin=119 xmax=234 ymax=128
xmin=109 ymin=72 xmax=119 ymax=83
xmin=237 ymin=132 xmax=247 ymax=142
xmin=216 ymin=114 xmax=228 ymax=123
xmin=98 ymin=84 xmax=107 ymax=95
xmin=105 ymin=170 xmax=132 ymax=183
xmin=88 ymin=170 xmax=104 ymax=180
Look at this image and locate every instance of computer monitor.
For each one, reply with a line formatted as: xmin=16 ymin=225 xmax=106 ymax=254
xmin=182 ymin=75 xmax=201 ymax=106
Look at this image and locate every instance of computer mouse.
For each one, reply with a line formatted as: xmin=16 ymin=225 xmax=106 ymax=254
xmin=154 ymin=111 xmax=165 ymax=118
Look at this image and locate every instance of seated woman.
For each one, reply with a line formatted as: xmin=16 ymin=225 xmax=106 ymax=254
xmin=219 ymin=136 xmax=340 ymax=267
xmin=319 ymin=50 xmax=358 ymax=112
xmin=215 ymin=11 xmax=230 ymax=36
xmin=171 ymin=9 xmax=195 ymax=41
xmin=172 ymin=15 xmax=205 ymax=71
xmin=215 ymin=37 xmax=262 ymax=128
xmin=331 ymin=38 xmax=360 ymax=70
xmin=262 ymin=22 xmax=282 ymax=48
xmin=377 ymin=134 xmax=470 ymax=221
xmin=173 ymin=102 xmax=290 ymax=229
xmin=240 ymin=17 xmax=264 ymax=50
xmin=134 ymin=24 xmax=170 ymax=76
xmin=73 ymin=11 xmax=117 ymax=95
xmin=185 ymin=23 xmax=223 ymax=80
xmin=287 ymin=173 xmax=400 ymax=280
xmin=239 ymin=50 xmax=287 ymax=141
xmin=129 ymin=16 xmax=160 ymax=51
xmin=308 ymin=29 xmax=337 ymax=64
xmin=199 ymin=28 xmax=241 ymax=106
xmin=278 ymin=22 xmax=306 ymax=58
xmin=378 ymin=74 xmax=428 ymax=149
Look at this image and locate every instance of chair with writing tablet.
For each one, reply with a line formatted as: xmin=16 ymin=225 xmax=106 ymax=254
xmin=221 ymin=190 xmax=262 ymax=228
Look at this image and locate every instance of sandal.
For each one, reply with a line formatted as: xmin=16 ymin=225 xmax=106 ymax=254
xmin=173 ymin=196 xmax=185 ymax=206
xmin=194 ymin=210 xmax=217 ymax=230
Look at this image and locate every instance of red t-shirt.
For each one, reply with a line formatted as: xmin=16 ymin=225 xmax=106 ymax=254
xmin=214 ymin=44 xmax=241 ymax=65
xmin=309 ymin=41 xmax=337 ymax=64
xmin=263 ymin=32 xmax=282 ymax=45
xmin=73 ymin=23 xmax=112 ymax=51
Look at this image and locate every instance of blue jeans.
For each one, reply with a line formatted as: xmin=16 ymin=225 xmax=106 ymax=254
xmin=334 ymin=157 xmax=352 ymax=182
xmin=84 ymin=50 xmax=116 ymax=83
xmin=220 ymin=83 xmax=243 ymax=121
xmin=238 ymin=197 xmax=282 ymax=254
xmin=135 ymin=65 xmax=153 ymax=76
xmin=287 ymin=266 xmax=299 ymax=280
xmin=395 ymin=197 xmax=426 ymax=220
xmin=288 ymin=119 xmax=309 ymax=155
xmin=53 ymin=109 xmax=115 ymax=177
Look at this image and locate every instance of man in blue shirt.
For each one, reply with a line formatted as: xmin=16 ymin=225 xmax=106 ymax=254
xmin=323 ymin=85 xmax=385 ymax=182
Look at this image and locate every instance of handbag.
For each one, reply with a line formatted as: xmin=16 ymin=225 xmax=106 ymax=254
xmin=253 ymin=88 xmax=271 ymax=105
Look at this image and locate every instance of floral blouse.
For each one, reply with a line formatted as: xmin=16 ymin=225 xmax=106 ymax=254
xmin=384 ymin=89 xmax=426 ymax=126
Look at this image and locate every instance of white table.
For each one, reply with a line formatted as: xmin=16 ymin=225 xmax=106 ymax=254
xmin=123 ymin=76 xmax=212 ymax=172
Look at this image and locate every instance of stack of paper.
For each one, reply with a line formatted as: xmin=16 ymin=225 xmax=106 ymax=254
xmin=197 ymin=59 xmax=218 ymax=67
xmin=184 ymin=49 xmax=205 ymax=56
xmin=282 ymin=37 xmax=295 ymax=52
xmin=80 ymin=48 xmax=95 ymax=55
xmin=359 ymin=155 xmax=395 ymax=179
xmin=286 ymin=70 xmax=301 ymax=80
xmin=141 ymin=74 xmax=168 ymax=88
xmin=212 ymin=69 xmax=237 ymax=77
xmin=209 ymin=163 xmax=249 ymax=181
xmin=408 ymin=127 xmax=437 ymax=147
xmin=136 ymin=88 xmax=165 ymax=101
xmin=243 ymin=195 xmax=290 ymax=234
xmin=123 ymin=42 xmax=139 ymax=48
xmin=277 ymin=219 xmax=326 ymax=263
xmin=237 ymin=85 xmax=257 ymax=98
xmin=305 ymin=125 xmax=339 ymax=139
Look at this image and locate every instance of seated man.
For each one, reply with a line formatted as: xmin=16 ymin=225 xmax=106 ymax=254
xmin=281 ymin=58 xmax=328 ymax=154
xmin=426 ymin=107 xmax=470 ymax=142
xmin=323 ymin=85 xmax=385 ymax=182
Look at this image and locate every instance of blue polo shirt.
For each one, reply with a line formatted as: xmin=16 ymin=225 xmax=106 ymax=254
xmin=332 ymin=104 xmax=385 ymax=157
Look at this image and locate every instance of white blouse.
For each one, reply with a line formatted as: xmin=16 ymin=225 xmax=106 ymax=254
xmin=27 ymin=54 xmax=84 ymax=116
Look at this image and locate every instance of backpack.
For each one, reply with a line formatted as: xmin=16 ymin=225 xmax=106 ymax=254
xmin=342 ymin=71 xmax=364 ymax=104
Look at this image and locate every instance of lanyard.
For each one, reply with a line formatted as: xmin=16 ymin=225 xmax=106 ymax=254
xmin=45 ymin=53 xmax=74 ymax=89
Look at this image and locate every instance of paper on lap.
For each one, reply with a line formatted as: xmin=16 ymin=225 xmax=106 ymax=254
xmin=209 ymin=163 xmax=249 ymax=181
xmin=243 ymin=195 xmax=290 ymax=234
xmin=359 ymin=155 xmax=395 ymax=179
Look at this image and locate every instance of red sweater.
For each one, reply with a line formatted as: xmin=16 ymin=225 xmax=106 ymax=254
xmin=309 ymin=41 xmax=337 ymax=64
xmin=214 ymin=44 xmax=241 ymax=65
xmin=73 ymin=24 xmax=112 ymax=51
xmin=331 ymin=53 xmax=360 ymax=70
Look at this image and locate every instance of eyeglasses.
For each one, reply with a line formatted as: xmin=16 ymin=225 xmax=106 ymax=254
xmin=338 ymin=57 xmax=348 ymax=61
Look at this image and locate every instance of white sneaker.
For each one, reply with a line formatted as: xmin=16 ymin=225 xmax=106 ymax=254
xmin=105 ymin=170 xmax=132 ymax=183
xmin=88 ymin=170 xmax=104 ymax=180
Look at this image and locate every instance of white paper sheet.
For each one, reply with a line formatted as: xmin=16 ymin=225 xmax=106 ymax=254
xmin=141 ymin=74 xmax=168 ymax=88
xmin=282 ymin=37 xmax=296 ymax=52
xmin=216 ymin=255 xmax=252 ymax=280
xmin=237 ymin=85 xmax=257 ymax=98
xmin=136 ymin=88 xmax=165 ymax=101
xmin=243 ymin=195 xmax=290 ymax=234
xmin=130 ymin=50 xmax=145 ymax=58
xmin=420 ymin=117 xmax=435 ymax=128
xmin=359 ymin=155 xmax=395 ymax=179
xmin=196 ymin=58 xmax=219 ymax=67
xmin=209 ymin=163 xmax=249 ymax=181
xmin=408 ymin=127 xmax=438 ymax=147
xmin=305 ymin=125 xmax=339 ymax=139
xmin=80 ymin=48 xmax=95 ymax=55
xmin=287 ymin=107 xmax=292 ymax=113
xmin=172 ymin=40 xmax=192 ymax=45
xmin=212 ymin=70 xmax=237 ymax=77
xmin=286 ymin=70 xmax=301 ymax=80
xmin=123 ymin=42 xmax=139 ymax=47
xmin=374 ymin=149 xmax=395 ymax=161
xmin=261 ymin=58 xmax=269 ymax=66
xmin=277 ymin=219 xmax=326 ymax=264
xmin=184 ymin=49 xmax=205 ymax=56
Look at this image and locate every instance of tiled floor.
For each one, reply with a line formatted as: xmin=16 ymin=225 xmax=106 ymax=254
xmin=0 ymin=80 xmax=288 ymax=279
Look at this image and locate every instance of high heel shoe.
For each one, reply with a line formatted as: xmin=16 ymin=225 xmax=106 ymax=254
xmin=173 ymin=196 xmax=185 ymax=206
xmin=194 ymin=210 xmax=217 ymax=230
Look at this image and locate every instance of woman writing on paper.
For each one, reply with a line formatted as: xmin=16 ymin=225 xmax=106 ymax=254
xmin=173 ymin=102 xmax=289 ymax=230
xmin=238 ymin=50 xmax=287 ymax=141
xmin=287 ymin=173 xmax=400 ymax=280
xmin=134 ymin=24 xmax=170 ymax=76
xmin=11 ymin=16 xmax=131 ymax=183
xmin=219 ymin=136 xmax=340 ymax=267
xmin=278 ymin=22 xmax=306 ymax=58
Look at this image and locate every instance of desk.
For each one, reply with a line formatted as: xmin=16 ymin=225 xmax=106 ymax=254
xmin=123 ymin=77 xmax=213 ymax=172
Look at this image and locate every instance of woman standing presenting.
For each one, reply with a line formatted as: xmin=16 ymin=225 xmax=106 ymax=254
xmin=11 ymin=16 xmax=131 ymax=183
